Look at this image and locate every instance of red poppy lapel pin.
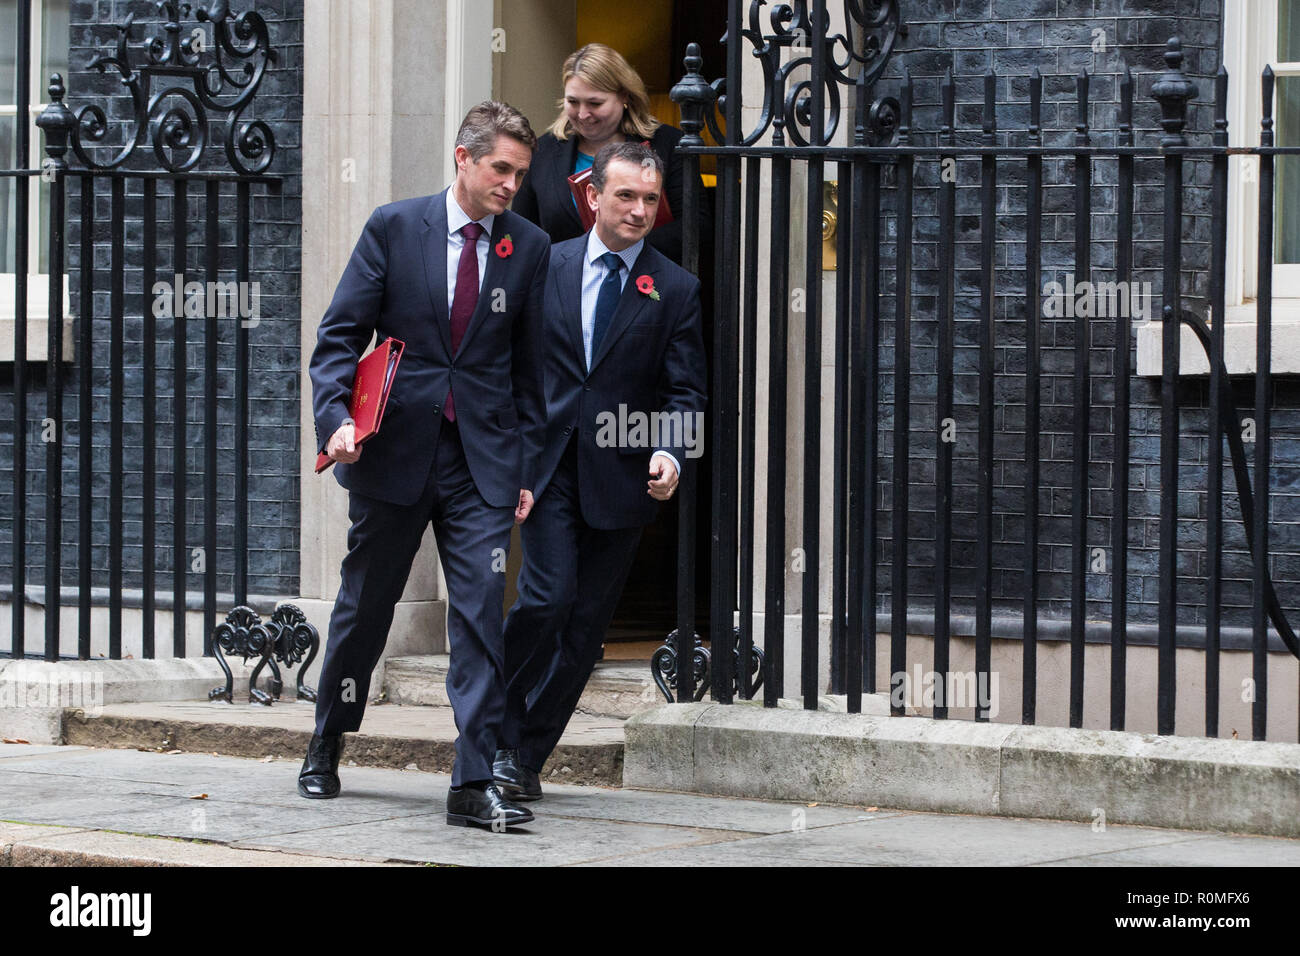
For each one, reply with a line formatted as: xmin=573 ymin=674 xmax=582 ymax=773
xmin=496 ymin=234 xmax=514 ymax=258
xmin=636 ymin=274 xmax=660 ymax=301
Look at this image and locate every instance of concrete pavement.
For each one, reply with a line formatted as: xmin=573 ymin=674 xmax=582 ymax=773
xmin=0 ymin=742 xmax=1297 ymax=866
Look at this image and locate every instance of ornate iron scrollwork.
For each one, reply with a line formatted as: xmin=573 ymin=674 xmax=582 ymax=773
xmin=210 ymin=603 xmax=319 ymax=705
xmin=651 ymin=628 xmax=710 ymax=703
xmin=70 ymin=0 xmax=277 ymax=173
xmin=699 ymin=0 xmax=905 ymax=147
xmin=651 ymin=627 xmax=766 ymax=703
xmin=210 ymin=605 xmax=272 ymax=704
xmin=264 ymin=603 xmax=320 ymax=703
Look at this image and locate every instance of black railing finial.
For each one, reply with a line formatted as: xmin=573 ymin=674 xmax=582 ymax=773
xmin=35 ymin=74 xmax=76 ymax=168
xmin=671 ymin=42 xmax=717 ymax=148
xmin=1261 ymin=64 xmax=1275 ymax=145
xmin=1075 ymin=70 xmax=1090 ymax=145
xmin=983 ymin=69 xmax=997 ymax=141
xmin=1211 ymin=65 xmax=1228 ymax=151
xmin=940 ymin=67 xmax=955 ymax=140
xmin=1029 ymin=67 xmax=1042 ymax=143
xmin=1152 ymin=37 xmax=1198 ymax=147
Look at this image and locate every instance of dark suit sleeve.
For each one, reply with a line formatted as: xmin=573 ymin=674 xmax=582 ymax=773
xmin=655 ymin=275 xmax=708 ymax=466
xmin=309 ymin=205 xmax=388 ymax=456
xmin=513 ymin=239 xmax=550 ymax=491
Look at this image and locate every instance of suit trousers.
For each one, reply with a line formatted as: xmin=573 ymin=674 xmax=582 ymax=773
xmin=500 ymin=439 xmax=643 ymax=772
xmin=314 ymin=421 xmax=516 ymax=786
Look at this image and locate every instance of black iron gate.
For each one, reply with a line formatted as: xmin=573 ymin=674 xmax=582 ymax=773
xmin=3 ymin=1 xmax=285 ymax=668
xmin=659 ymin=0 xmax=1300 ymax=742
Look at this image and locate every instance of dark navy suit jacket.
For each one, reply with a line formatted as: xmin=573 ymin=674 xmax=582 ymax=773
xmin=535 ymin=234 xmax=707 ymax=530
xmin=309 ymin=189 xmax=549 ymax=508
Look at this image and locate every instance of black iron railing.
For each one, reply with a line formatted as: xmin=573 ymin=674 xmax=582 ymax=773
xmin=662 ymin=0 xmax=1300 ymax=742
xmin=3 ymin=1 xmax=285 ymax=665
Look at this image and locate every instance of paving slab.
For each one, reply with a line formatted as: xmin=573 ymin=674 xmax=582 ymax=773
xmin=234 ymin=810 xmax=750 ymax=866
xmin=0 ymin=744 xmax=83 ymax=759
xmin=1032 ymin=833 xmax=1300 ymax=867
xmin=0 ymin=747 xmax=439 ymax=801
xmin=573 ymin=847 xmax=860 ymax=867
xmin=2 ymin=822 xmax=412 ymax=866
xmin=587 ymin=814 xmax=1297 ymax=867
xmin=0 ymin=821 xmax=90 ymax=850
xmin=0 ymin=765 xmax=436 ymax=844
xmin=670 ymin=813 xmax=1215 ymax=867
xmin=0 ymin=744 xmax=1295 ymax=866
xmin=535 ymin=785 xmax=897 ymax=833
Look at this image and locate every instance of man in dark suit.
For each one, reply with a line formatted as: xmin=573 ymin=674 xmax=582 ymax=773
xmin=301 ymin=101 xmax=548 ymax=830
xmin=493 ymin=141 xmax=707 ymax=799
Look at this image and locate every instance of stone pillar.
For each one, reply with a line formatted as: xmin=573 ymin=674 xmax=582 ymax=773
xmin=295 ymin=0 xmax=492 ymax=687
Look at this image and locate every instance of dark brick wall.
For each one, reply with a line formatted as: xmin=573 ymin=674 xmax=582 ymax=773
xmin=5 ymin=0 xmax=1293 ymax=643
xmin=858 ymin=0 xmax=1300 ymax=640
xmin=0 ymin=0 xmax=303 ymax=600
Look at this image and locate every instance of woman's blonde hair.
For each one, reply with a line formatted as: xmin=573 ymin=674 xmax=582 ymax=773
xmin=549 ymin=43 xmax=661 ymax=142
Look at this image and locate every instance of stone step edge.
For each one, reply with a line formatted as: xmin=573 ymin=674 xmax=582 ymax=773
xmin=61 ymin=710 xmax=624 ymax=788
xmin=626 ymin=703 xmax=1300 ymax=839
xmin=383 ymin=655 xmax=665 ymax=718
xmin=0 ymin=823 xmax=413 ymax=867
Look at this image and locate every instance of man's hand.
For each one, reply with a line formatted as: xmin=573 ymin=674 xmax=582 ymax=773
xmin=327 ymin=422 xmax=361 ymax=464
xmin=515 ymin=489 xmax=535 ymax=524
xmin=647 ymin=456 xmax=678 ymax=500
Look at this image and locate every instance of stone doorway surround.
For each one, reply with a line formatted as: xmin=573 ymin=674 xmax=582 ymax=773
xmin=295 ymin=0 xmax=495 ymax=688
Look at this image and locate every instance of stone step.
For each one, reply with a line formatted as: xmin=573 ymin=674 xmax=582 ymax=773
xmin=61 ymin=699 xmax=625 ymax=788
xmin=383 ymin=654 xmax=666 ymax=719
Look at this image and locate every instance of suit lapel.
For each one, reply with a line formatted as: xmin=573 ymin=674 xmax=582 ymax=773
xmin=420 ymin=189 xmax=452 ymax=356
xmin=589 ymin=246 xmax=657 ymax=374
xmin=554 ymin=136 xmax=586 ymax=234
xmin=558 ymin=241 xmax=587 ymax=369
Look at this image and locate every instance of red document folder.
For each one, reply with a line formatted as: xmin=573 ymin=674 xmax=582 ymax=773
xmin=567 ymin=152 xmax=675 ymax=232
xmin=314 ymin=337 xmax=405 ymax=474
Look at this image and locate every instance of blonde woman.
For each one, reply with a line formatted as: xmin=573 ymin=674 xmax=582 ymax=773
xmin=513 ymin=43 xmax=701 ymax=263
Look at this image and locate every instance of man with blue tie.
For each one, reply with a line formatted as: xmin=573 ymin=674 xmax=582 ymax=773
xmin=493 ymin=141 xmax=707 ymax=800
xmin=302 ymin=102 xmax=549 ymax=830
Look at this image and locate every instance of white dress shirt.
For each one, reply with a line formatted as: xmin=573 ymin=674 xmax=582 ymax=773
xmin=580 ymin=229 xmax=679 ymax=477
xmin=446 ymin=186 xmax=494 ymax=314
xmin=581 ymin=229 xmax=642 ymax=371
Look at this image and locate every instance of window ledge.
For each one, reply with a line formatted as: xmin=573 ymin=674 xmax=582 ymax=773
xmin=1135 ymin=301 xmax=1300 ymax=376
xmin=0 ymin=274 xmax=74 ymax=362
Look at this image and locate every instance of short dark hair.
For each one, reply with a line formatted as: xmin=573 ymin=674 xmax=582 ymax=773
xmin=591 ymin=140 xmax=664 ymax=194
xmin=455 ymin=101 xmax=538 ymax=160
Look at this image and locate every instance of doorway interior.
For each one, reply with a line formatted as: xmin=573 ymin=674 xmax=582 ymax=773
xmin=494 ymin=0 xmax=726 ymax=656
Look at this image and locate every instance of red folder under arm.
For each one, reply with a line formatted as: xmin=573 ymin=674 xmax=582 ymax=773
xmin=314 ymin=337 xmax=405 ymax=474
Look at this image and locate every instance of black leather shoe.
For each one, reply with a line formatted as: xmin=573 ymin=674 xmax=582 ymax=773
xmin=446 ymin=783 xmax=535 ymax=829
xmin=493 ymin=748 xmax=543 ymax=801
xmin=297 ymin=733 xmax=343 ymax=799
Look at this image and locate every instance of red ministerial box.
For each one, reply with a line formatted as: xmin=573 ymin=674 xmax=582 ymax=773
xmin=315 ymin=336 xmax=405 ymax=474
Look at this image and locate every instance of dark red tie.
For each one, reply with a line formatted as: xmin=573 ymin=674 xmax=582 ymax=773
xmin=445 ymin=221 xmax=484 ymax=422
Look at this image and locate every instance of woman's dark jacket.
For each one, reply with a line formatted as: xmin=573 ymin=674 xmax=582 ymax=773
xmin=512 ymin=122 xmax=709 ymax=264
